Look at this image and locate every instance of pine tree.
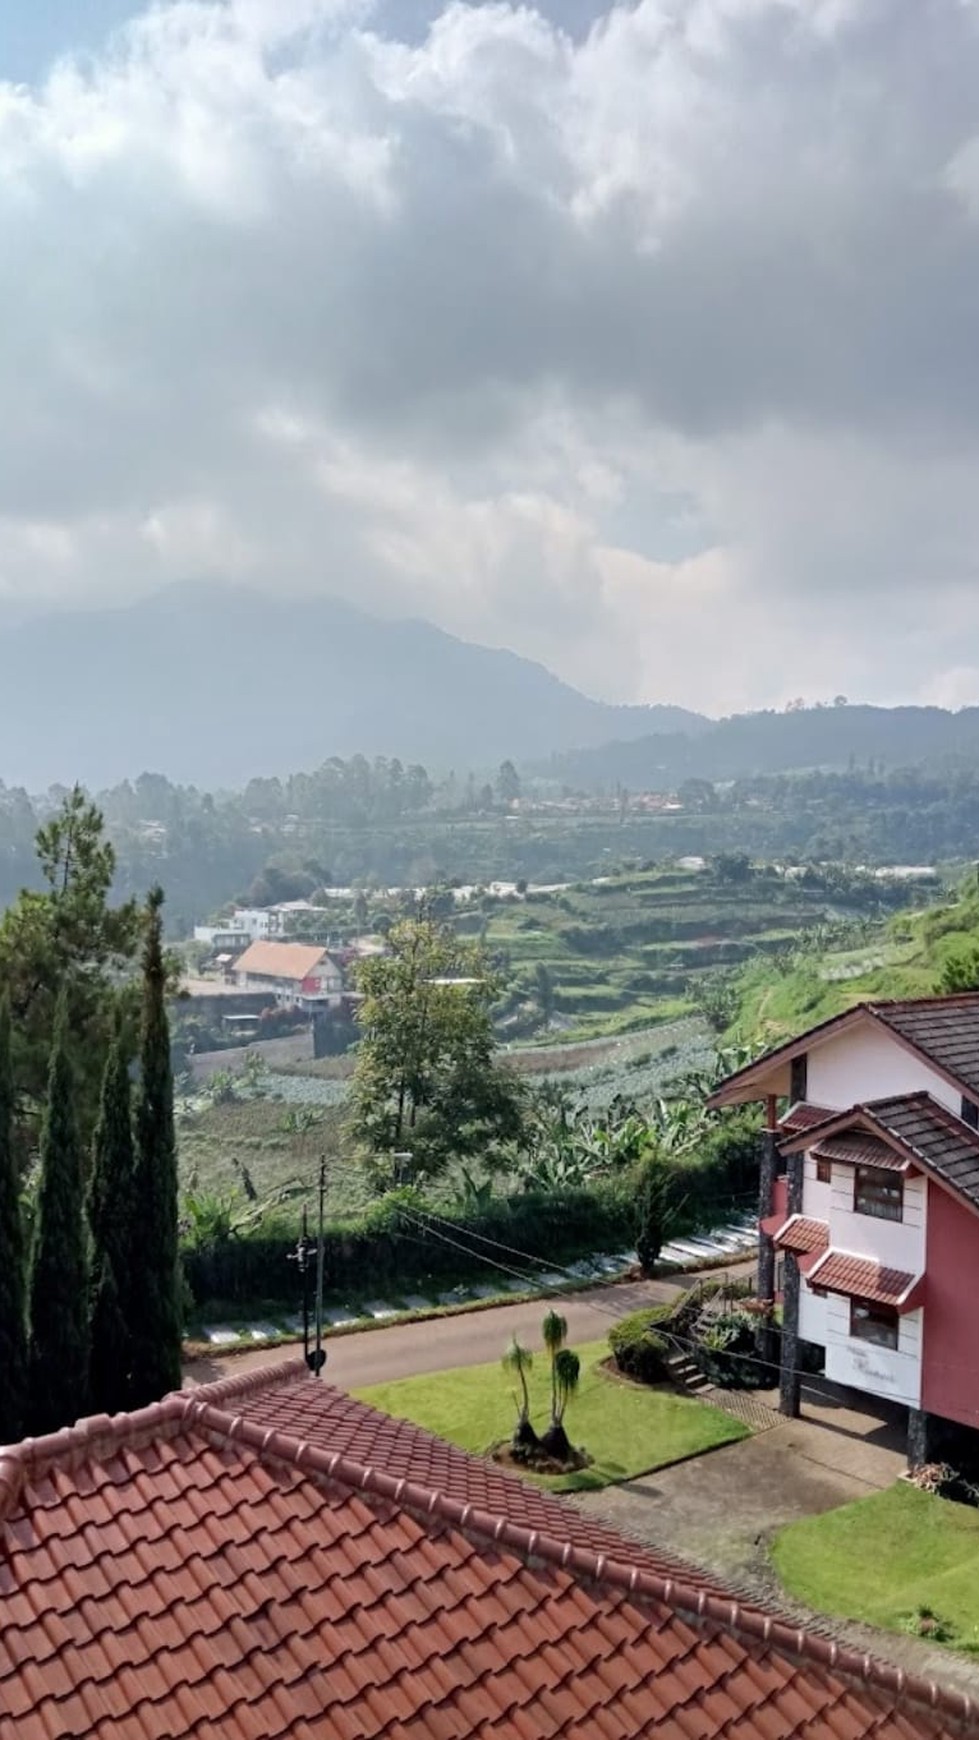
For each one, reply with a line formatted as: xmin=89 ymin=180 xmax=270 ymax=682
xmin=0 ymin=989 xmax=28 ymax=1443
xmin=87 ymin=1027 xmax=135 ymax=1414
xmin=28 ymin=999 xmax=90 ymax=1434
xmin=129 ymin=888 xmax=181 ymax=1406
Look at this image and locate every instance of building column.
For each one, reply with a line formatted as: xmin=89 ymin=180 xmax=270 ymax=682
xmin=757 ymin=1127 xmax=779 ymax=1306
xmin=779 ymin=1254 xmax=801 ymax=1417
xmin=777 ymin=1151 xmax=804 ymax=1416
xmin=907 ymin=1407 xmax=934 ymax=1470
xmin=756 ymin=1125 xmax=781 ymax=1367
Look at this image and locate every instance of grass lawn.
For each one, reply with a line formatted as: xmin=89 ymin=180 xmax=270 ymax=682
xmin=354 ymin=1338 xmax=749 ymax=1493
xmin=772 ymin=1482 xmax=979 ymax=1649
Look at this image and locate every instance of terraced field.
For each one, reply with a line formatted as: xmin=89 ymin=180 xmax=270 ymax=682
xmin=464 ymin=865 xmax=849 ymax=1042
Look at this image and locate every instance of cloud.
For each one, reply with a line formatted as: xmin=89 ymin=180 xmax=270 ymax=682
xmin=1 ymin=0 xmax=979 ymax=713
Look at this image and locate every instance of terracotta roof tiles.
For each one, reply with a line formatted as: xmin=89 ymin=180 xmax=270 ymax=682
xmin=771 ymin=1214 xmax=830 ymax=1256
xmin=811 ymin=1132 xmax=909 ymax=1171
xmin=807 ymin=1250 xmax=924 ymax=1311
xmin=234 ymin=939 xmax=333 ymax=982
xmin=0 ymin=1361 xmax=970 ymax=1739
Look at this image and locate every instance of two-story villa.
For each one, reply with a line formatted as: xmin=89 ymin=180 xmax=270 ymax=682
xmin=711 ymin=993 xmax=979 ymax=1465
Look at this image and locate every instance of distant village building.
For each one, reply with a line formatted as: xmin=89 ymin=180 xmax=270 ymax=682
xmin=194 ymin=901 xmax=328 ymax=949
xmin=233 ymin=940 xmax=344 ymax=1011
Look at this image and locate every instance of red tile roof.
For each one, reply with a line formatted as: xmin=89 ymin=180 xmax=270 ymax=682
xmin=0 ymin=1362 xmax=968 ymax=1738
xmin=779 ymin=1101 xmax=836 ymax=1133
xmin=235 ymin=939 xmax=332 ymax=982
xmin=225 ymin=1369 xmax=715 ymax=1585
xmin=771 ymin=1215 xmax=829 ymax=1257
xmin=807 ymin=1250 xmax=924 ymax=1311
xmin=811 ymin=1132 xmax=910 ymax=1171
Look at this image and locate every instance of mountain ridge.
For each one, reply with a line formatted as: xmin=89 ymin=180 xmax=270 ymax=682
xmin=0 ymin=583 xmax=707 ymax=790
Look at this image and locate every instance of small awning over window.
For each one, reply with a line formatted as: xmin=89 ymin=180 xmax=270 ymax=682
xmin=768 ymin=1214 xmax=829 ymax=1257
xmin=810 ymin=1134 xmax=909 ymax=1172
xmin=806 ymin=1249 xmax=924 ymax=1313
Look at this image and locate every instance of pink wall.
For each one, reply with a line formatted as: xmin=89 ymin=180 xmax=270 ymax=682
xmin=921 ymin=1183 xmax=979 ymax=1430
xmin=771 ymin=1175 xmax=788 ymax=1221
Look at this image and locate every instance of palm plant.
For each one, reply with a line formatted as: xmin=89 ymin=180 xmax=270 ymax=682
xmin=541 ymin=1308 xmax=568 ymax=1423
xmin=541 ymin=1348 xmax=581 ymax=1462
xmin=502 ymin=1337 xmax=537 ymax=1450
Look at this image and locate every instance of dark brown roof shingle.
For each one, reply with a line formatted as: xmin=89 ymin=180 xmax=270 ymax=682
xmin=864 ymin=1093 xmax=979 ymax=1210
xmin=871 ymin=994 xmax=979 ymax=1099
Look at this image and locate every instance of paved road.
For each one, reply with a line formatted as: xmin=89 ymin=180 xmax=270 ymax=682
xmin=184 ymin=1260 xmax=754 ymax=1391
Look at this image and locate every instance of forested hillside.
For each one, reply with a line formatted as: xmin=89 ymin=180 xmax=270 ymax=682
xmin=545 ymin=704 xmax=979 ymax=790
xmin=2 ymin=756 xmax=977 ymax=935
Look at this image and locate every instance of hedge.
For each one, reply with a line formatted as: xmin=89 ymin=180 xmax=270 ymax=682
xmin=608 ymin=1305 xmax=675 ymax=1384
xmin=183 ymin=1182 xmax=636 ymax=1309
xmin=183 ymin=1114 xmax=763 ymax=1311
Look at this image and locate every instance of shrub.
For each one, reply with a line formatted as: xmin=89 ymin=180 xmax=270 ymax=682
xmin=692 ymin=1309 xmax=776 ymax=1389
xmin=608 ymin=1304 xmax=675 ymax=1384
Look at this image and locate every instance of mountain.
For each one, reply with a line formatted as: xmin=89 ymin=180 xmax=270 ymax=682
xmin=0 ymin=584 xmax=708 ymax=790
xmin=544 ymin=703 xmax=979 ymax=790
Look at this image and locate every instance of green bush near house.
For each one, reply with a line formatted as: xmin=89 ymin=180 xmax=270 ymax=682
xmin=608 ymin=1305 xmax=675 ymax=1384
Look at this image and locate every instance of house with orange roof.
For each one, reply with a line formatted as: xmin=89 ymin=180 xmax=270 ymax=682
xmin=233 ymin=938 xmax=344 ymax=1011
xmin=0 ymin=1358 xmax=972 ymax=1738
xmin=711 ymin=991 xmax=979 ymax=1465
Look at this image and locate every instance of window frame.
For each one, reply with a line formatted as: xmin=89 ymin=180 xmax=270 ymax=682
xmin=815 ymin=1155 xmax=832 ymax=1185
xmin=853 ymin=1163 xmax=903 ymax=1223
xmin=849 ymin=1297 xmax=899 ymax=1351
xmin=789 ymin=1052 xmax=808 ymax=1104
xmin=962 ymin=1097 xmax=979 ymax=1131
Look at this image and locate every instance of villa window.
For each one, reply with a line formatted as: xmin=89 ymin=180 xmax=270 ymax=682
xmin=962 ymin=1097 xmax=979 ymax=1131
xmin=815 ymin=1156 xmax=832 ymax=1184
xmin=789 ymin=1053 xmax=808 ymax=1104
xmin=850 ymin=1299 xmax=899 ymax=1351
xmin=853 ymin=1164 xmax=903 ymax=1223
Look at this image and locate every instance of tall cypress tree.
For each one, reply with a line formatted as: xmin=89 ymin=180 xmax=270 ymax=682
xmin=87 ymin=1026 xmax=135 ymax=1414
xmin=0 ymin=989 xmax=28 ymax=1443
xmin=28 ymin=998 xmax=90 ymax=1434
xmin=129 ymin=888 xmax=181 ymax=1406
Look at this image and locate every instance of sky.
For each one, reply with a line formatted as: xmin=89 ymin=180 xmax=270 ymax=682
xmin=2 ymin=0 xmax=979 ymax=715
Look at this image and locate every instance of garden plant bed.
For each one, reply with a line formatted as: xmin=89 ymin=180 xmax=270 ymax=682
xmin=491 ymin=1441 xmax=593 ymax=1479
xmin=354 ymin=1337 xmax=749 ymax=1494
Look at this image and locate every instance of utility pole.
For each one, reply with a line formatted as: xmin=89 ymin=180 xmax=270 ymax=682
xmin=288 ymin=1207 xmax=311 ymax=1368
xmin=311 ymin=1153 xmax=327 ymax=1377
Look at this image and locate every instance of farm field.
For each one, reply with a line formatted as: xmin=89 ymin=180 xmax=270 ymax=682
xmin=459 ymin=863 xmax=889 ymax=1043
xmin=728 ymin=878 xmax=976 ymax=1045
xmin=175 ymin=1016 xmax=715 ymax=1214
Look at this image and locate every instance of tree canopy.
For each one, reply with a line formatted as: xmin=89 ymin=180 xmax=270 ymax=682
xmin=0 ymin=786 xmax=142 ymax=1155
xmin=349 ymin=916 xmax=525 ymax=1181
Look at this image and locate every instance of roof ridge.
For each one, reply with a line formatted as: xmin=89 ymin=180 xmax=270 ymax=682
xmin=3 ymin=1359 xmax=975 ymax=1727
xmin=180 ymin=1389 xmax=974 ymax=1728
xmin=870 ymin=991 xmax=979 ymax=1010
xmin=0 ymin=1360 xmax=307 ymax=1522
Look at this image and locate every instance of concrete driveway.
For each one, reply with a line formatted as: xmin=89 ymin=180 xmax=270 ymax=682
xmin=575 ymin=1382 xmax=907 ymax=1584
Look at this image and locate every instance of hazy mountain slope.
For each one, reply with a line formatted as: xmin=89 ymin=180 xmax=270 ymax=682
xmin=545 ymin=704 xmax=979 ymax=789
xmin=0 ymin=584 xmax=707 ymax=789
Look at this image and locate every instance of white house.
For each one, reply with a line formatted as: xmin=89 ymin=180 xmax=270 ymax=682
xmin=712 ymin=992 xmax=979 ymax=1464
